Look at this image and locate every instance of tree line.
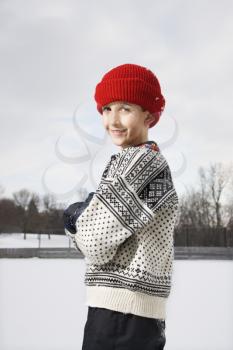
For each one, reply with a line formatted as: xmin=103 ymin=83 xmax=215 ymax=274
xmin=175 ymin=162 xmax=233 ymax=246
xmin=0 ymin=189 xmax=66 ymax=236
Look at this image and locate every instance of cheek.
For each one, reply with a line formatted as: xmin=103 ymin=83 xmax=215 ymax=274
xmin=125 ymin=115 xmax=141 ymax=130
xmin=102 ymin=115 xmax=108 ymax=128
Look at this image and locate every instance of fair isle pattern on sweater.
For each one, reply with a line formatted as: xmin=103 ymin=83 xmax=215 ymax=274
xmin=65 ymin=142 xmax=179 ymax=319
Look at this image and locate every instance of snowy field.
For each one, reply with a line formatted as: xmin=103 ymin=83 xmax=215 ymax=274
xmin=0 ymin=233 xmax=70 ymax=248
xmin=0 ymin=235 xmax=233 ymax=350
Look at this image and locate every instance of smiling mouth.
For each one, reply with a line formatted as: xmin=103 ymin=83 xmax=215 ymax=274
xmin=111 ymin=129 xmax=126 ymax=132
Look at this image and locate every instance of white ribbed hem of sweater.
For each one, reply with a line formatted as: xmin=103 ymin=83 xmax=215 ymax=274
xmin=85 ymin=286 xmax=167 ymax=320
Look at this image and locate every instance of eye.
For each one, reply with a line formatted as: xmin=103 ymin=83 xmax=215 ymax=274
xmin=122 ymin=106 xmax=130 ymax=111
xmin=102 ymin=106 xmax=110 ymax=112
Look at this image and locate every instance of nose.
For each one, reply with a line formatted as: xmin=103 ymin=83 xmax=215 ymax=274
xmin=109 ymin=108 xmax=121 ymax=124
xmin=109 ymin=108 xmax=119 ymax=118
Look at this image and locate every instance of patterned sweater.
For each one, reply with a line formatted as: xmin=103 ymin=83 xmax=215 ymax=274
xmin=65 ymin=141 xmax=179 ymax=320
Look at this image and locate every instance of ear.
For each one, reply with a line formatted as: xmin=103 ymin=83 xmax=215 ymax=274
xmin=144 ymin=113 xmax=155 ymax=127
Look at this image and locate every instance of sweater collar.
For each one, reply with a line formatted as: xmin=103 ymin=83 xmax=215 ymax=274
xmin=134 ymin=140 xmax=160 ymax=151
xmin=111 ymin=141 xmax=160 ymax=159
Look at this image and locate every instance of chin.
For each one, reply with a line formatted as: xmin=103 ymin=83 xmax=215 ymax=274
xmin=110 ymin=138 xmax=125 ymax=147
xmin=111 ymin=139 xmax=123 ymax=145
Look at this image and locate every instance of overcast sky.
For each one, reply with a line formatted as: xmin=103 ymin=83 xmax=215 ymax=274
xmin=0 ymin=0 xmax=232 ymax=205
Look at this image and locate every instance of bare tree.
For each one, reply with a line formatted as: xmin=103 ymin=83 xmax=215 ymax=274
xmin=42 ymin=193 xmax=57 ymax=212
xmin=13 ymin=189 xmax=40 ymax=238
xmin=13 ymin=189 xmax=31 ymax=211
xmin=177 ymin=183 xmax=213 ymax=230
xmin=0 ymin=185 xmax=5 ymax=198
xmin=0 ymin=198 xmax=21 ymax=233
xmin=199 ymin=162 xmax=232 ymax=227
xmin=198 ymin=168 xmax=215 ymax=227
xmin=224 ymin=193 xmax=233 ymax=230
xmin=27 ymin=193 xmax=41 ymax=232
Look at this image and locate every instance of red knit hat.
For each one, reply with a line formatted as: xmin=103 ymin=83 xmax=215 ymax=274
xmin=94 ymin=63 xmax=165 ymax=128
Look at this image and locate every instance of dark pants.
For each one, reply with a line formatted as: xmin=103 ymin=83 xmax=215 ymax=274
xmin=82 ymin=306 xmax=166 ymax=350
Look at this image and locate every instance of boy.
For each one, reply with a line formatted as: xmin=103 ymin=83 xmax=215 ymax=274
xmin=64 ymin=63 xmax=179 ymax=350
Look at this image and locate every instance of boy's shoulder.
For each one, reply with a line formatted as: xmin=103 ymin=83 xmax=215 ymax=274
xmin=113 ymin=142 xmax=168 ymax=167
xmin=109 ymin=142 xmax=161 ymax=166
xmin=102 ymin=142 xmax=169 ymax=181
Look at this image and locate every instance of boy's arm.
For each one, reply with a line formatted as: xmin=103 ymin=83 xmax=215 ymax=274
xmin=72 ymin=148 xmax=179 ymax=265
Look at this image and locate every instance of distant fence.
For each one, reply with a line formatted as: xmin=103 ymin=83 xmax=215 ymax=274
xmin=1 ymin=227 xmax=233 ymax=259
xmin=1 ymin=246 xmax=233 ymax=260
xmin=174 ymin=227 xmax=233 ymax=247
xmin=1 ymin=227 xmax=233 ymax=248
xmin=0 ymin=247 xmax=82 ymax=259
xmin=2 ymin=227 xmax=233 ymax=247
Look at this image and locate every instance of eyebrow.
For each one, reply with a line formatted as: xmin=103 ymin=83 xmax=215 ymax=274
xmin=104 ymin=102 xmax=131 ymax=108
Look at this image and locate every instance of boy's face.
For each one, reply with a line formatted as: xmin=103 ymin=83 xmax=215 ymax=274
xmin=101 ymin=101 xmax=155 ymax=149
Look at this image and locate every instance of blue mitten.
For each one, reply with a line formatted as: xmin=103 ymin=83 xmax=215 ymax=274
xmin=63 ymin=192 xmax=95 ymax=234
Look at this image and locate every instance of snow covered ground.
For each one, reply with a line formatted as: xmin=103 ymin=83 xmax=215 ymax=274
xmin=0 ymin=233 xmax=70 ymax=248
xmin=0 ymin=235 xmax=233 ymax=350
